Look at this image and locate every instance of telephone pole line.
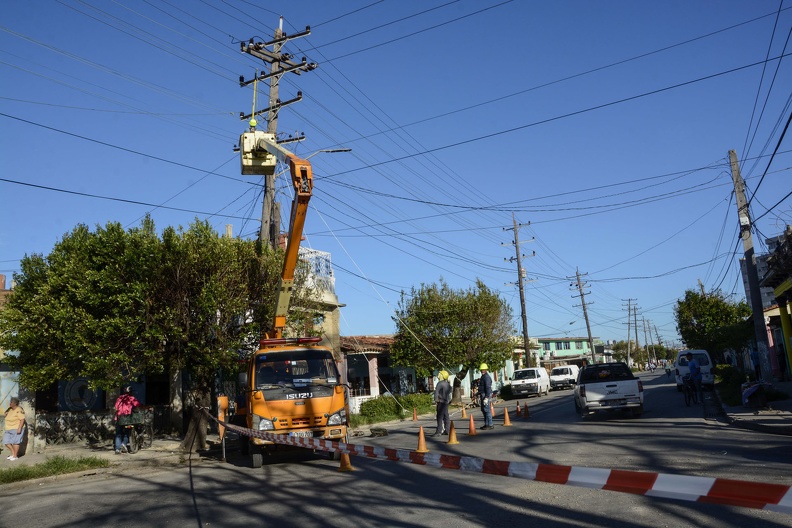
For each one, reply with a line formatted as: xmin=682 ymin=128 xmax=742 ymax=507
xmin=623 ymin=299 xmax=636 ymax=367
xmin=569 ymin=268 xmax=596 ymax=363
xmin=729 ymin=149 xmax=771 ymax=377
xmin=503 ymin=213 xmax=535 ymax=368
xmin=240 ymin=18 xmax=316 ymax=248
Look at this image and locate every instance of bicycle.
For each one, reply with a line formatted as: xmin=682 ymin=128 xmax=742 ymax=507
xmin=118 ymin=407 xmax=154 ymax=453
xmin=682 ymin=375 xmax=698 ymax=407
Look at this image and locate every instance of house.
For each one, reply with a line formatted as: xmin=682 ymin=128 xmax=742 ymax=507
xmin=758 ymin=225 xmax=792 ymax=381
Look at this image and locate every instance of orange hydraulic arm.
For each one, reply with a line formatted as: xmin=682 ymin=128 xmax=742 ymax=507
xmin=239 ymin=130 xmax=314 ymax=339
xmin=269 ymin=153 xmax=313 ymax=338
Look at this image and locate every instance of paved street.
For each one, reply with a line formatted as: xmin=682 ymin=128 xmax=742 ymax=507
xmin=2 ymin=371 xmax=790 ymax=527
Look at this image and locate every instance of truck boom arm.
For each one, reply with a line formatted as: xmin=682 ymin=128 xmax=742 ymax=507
xmin=246 ymin=133 xmax=313 ymax=339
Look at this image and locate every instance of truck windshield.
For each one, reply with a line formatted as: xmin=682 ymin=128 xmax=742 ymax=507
xmin=552 ymin=368 xmax=569 ymax=376
xmin=255 ymin=350 xmax=339 ymax=388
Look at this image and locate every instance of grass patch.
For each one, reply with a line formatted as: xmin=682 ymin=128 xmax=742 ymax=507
xmin=352 ymin=393 xmax=434 ymax=426
xmin=0 ymin=455 xmax=109 ymax=485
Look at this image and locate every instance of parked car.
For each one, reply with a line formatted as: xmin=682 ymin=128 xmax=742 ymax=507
xmin=574 ymin=362 xmax=644 ymax=418
xmin=674 ymin=349 xmax=714 ymax=391
xmin=550 ymin=365 xmax=580 ymax=390
xmin=510 ymin=367 xmax=550 ymax=398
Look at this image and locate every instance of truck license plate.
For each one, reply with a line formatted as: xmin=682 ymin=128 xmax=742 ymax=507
xmin=289 ymin=432 xmax=313 ymax=438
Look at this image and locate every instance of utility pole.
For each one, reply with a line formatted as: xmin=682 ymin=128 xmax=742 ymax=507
xmin=729 ymin=150 xmax=771 ymax=378
xmin=623 ymin=299 xmax=635 ymax=368
xmin=570 ymin=268 xmax=596 ymax=363
xmin=633 ymin=305 xmax=641 ymax=365
xmin=642 ymin=317 xmax=655 ymax=364
xmin=240 ymin=18 xmax=316 ymax=249
xmin=503 ymin=213 xmax=535 ymax=368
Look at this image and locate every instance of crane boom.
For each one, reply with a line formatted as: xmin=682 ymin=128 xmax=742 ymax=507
xmin=239 ymin=130 xmax=314 ymax=339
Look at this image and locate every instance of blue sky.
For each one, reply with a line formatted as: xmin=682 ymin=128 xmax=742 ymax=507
xmin=1 ymin=1 xmax=791 ymax=348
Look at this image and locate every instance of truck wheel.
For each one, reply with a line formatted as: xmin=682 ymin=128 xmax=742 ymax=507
xmin=632 ymin=405 xmax=643 ymax=418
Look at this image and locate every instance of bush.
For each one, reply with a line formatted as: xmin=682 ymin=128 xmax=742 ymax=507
xmin=715 ymin=364 xmax=790 ymax=406
xmin=357 ymin=393 xmax=434 ymax=424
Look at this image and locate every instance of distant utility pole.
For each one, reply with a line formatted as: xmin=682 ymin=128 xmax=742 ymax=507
xmin=729 ymin=149 xmax=771 ymax=377
xmin=503 ymin=213 xmax=535 ymax=368
xmin=633 ymin=305 xmax=640 ymax=361
xmin=239 ymin=18 xmax=316 ymax=248
xmin=569 ymin=268 xmax=595 ymax=363
xmin=623 ymin=299 xmax=635 ymax=367
xmin=642 ymin=317 xmax=655 ymax=364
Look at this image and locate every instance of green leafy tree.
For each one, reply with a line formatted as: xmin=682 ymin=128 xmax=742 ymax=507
xmin=674 ymin=288 xmax=752 ymax=363
xmin=390 ymin=279 xmax=516 ymax=377
xmin=0 ymin=219 xmax=167 ymax=390
xmin=0 ymin=218 xmax=319 ymax=452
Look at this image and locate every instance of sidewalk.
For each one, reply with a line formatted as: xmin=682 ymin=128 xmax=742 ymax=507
xmin=716 ymin=379 xmax=792 ymax=436
xmin=0 ymin=436 xmax=189 ymax=475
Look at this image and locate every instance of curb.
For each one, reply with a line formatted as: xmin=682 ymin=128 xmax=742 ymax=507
xmin=712 ymin=389 xmax=792 ymax=437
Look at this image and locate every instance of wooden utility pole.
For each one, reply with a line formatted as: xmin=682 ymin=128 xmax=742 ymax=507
xmin=503 ymin=214 xmax=534 ymax=368
xmin=729 ymin=150 xmax=771 ymax=378
xmin=240 ymin=18 xmax=315 ymax=248
xmin=633 ymin=305 xmax=640 ymax=364
xmin=623 ymin=299 xmax=635 ymax=367
xmin=570 ymin=268 xmax=596 ymax=363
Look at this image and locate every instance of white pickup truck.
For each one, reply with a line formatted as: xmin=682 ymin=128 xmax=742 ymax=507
xmin=573 ymin=362 xmax=644 ymax=418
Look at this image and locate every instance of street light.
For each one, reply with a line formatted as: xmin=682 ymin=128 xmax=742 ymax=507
xmin=261 ymin=147 xmax=351 ymax=245
xmin=305 ymin=148 xmax=352 ymax=159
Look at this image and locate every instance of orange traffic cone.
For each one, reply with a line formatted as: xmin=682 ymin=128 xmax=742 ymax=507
xmin=412 ymin=407 xmax=417 ymax=421
xmin=467 ymin=414 xmax=477 ymax=435
xmin=447 ymin=421 xmax=459 ymax=445
xmin=461 ymin=405 xmax=467 ymax=419
xmin=415 ymin=426 xmax=429 ymax=453
xmin=523 ymin=403 xmax=530 ymax=419
xmin=516 ymin=401 xmax=521 ymax=415
xmin=503 ymin=408 xmax=513 ymax=427
xmin=338 ymin=452 xmax=354 ymax=472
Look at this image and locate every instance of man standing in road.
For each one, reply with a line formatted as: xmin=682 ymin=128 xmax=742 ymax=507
xmin=432 ymin=370 xmax=452 ymax=436
xmin=478 ymin=363 xmax=494 ymax=430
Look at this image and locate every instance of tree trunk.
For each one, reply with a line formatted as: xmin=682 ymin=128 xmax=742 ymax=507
xmin=179 ymin=387 xmax=211 ymax=453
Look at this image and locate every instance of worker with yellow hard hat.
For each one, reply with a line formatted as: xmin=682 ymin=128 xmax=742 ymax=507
xmin=478 ymin=363 xmax=494 ymax=430
xmin=433 ymin=370 xmax=452 ymax=437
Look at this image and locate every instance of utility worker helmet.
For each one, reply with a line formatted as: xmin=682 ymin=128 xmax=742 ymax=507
xmin=479 ymin=363 xmax=488 ymax=371
xmin=438 ymin=370 xmax=449 ymax=380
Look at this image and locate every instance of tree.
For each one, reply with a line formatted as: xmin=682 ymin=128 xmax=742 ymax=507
xmin=674 ymin=288 xmax=752 ymax=363
xmin=390 ymin=279 xmax=516 ymax=376
xmin=0 ymin=218 xmax=318 ymax=452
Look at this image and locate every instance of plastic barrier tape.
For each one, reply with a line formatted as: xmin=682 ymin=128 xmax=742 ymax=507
xmin=205 ymin=410 xmax=792 ymax=514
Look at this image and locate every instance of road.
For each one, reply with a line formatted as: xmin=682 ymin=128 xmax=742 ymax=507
xmin=3 ymin=372 xmax=790 ymax=527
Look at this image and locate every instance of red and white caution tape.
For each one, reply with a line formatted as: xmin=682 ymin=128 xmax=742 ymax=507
xmin=208 ymin=412 xmax=792 ymax=514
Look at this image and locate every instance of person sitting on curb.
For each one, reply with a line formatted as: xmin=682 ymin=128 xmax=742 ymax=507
xmin=3 ymin=397 xmax=26 ymax=461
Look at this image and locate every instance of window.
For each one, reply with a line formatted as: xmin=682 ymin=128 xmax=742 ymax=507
xmin=543 ymin=342 xmax=551 ymax=351
xmin=576 ymin=341 xmax=583 ymax=349
xmin=562 ymin=342 xmax=571 ymax=350
xmin=555 ymin=342 xmax=563 ymax=350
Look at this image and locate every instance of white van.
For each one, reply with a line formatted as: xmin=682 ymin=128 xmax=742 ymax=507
xmin=674 ymin=349 xmax=714 ymax=391
xmin=511 ymin=367 xmax=550 ymax=397
xmin=550 ymin=365 xmax=580 ymax=390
